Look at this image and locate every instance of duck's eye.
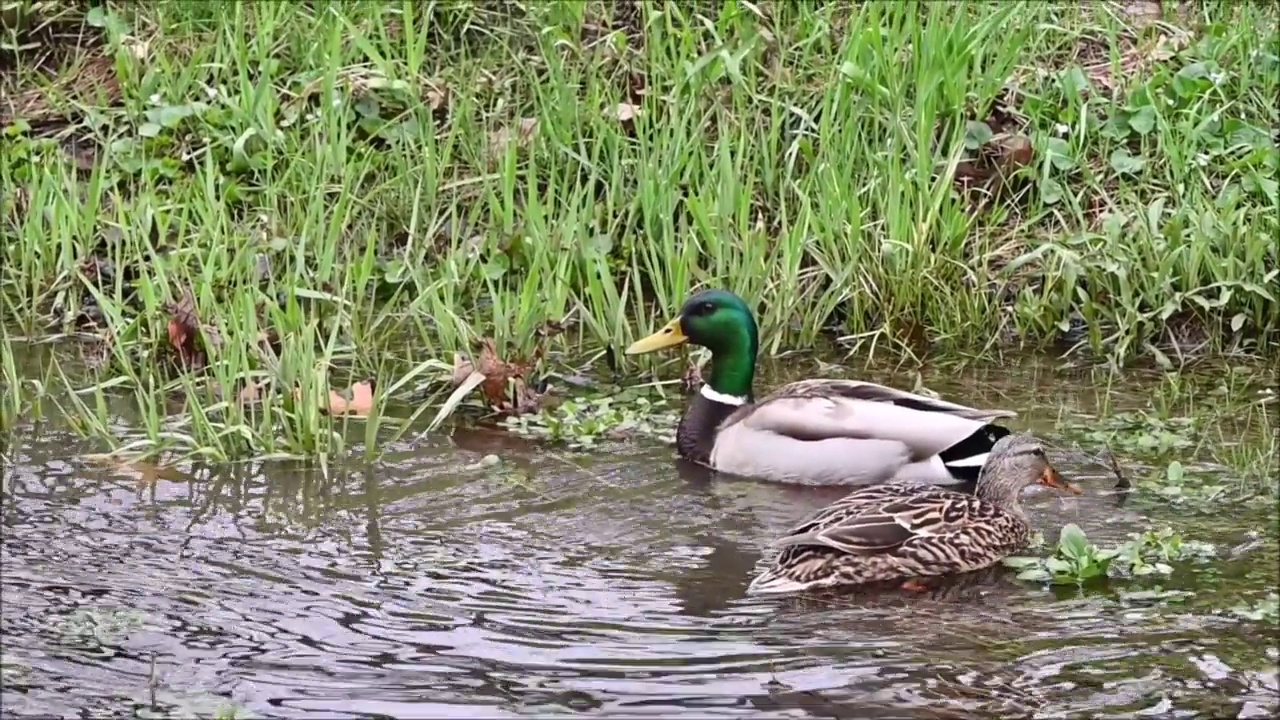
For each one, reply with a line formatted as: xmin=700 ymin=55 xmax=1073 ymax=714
xmin=699 ymin=302 xmax=716 ymax=315
xmin=1032 ymin=448 xmax=1046 ymax=459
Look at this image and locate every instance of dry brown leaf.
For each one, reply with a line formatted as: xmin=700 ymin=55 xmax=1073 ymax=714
xmin=320 ymin=380 xmax=376 ymax=416
xmin=489 ymin=117 xmax=539 ymax=159
xmin=83 ymin=329 xmax=115 ymax=372
xmin=996 ymin=134 xmax=1034 ymax=174
xmin=612 ymin=102 xmax=639 ymax=123
xmin=449 ymin=338 xmax=546 ymax=415
xmin=166 ymin=287 xmax=205 ymax=369
xmin=424 ymin=78 xmax=449 ymax=112
xmin=84 ymin=454 xmax=185 ymax=488
xmin=237 ymin=380 xmax=269 ymax=405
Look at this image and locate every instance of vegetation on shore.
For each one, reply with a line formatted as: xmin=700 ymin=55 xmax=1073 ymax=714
xmin=2 ymin=1 xmax=1278 ymax=463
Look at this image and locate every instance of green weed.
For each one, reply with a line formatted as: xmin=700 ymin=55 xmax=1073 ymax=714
xmin=1227 ymin=592 xmax=1279 ymax=624
xmin=502 ymin=391 xmax=682 ymax=449
xmin=1056 ymin=366 xmax=1278 ymax=496
xmin=0 ymin=328 xmax=51 ymax=440
xmin=1005 ymin=524 xmax=1218 ymax=586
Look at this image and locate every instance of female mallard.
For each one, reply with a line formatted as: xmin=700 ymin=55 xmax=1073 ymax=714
xmin=747 ymin=433 xmax=1080 ymax=595
xmin=625 ymin=289 xmax=1018 ymax=487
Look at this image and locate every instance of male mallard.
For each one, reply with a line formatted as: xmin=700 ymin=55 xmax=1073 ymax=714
xmin=747 ymin=432 xmax=1080 ymax=595
xmin=625 ymin=289 xmax=1018 ymax=487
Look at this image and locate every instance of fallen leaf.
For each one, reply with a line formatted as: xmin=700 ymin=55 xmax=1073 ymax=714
xmin=996 ymin=133 xmax=1034 ymax=173
xmin=237 ymin=379 xmax=269 ymax=404
xmin=424 ymin=78 xmax=449 ymax=112
xmin=488 ymin=117 xmax=539 ymax=159
xmin=321 ymin=380 xmax=376 ymax=416
xmin=953 ymin=160 xmax=993 ymax=185
xmin=83 ymin=453 xmax=185 ymax=488
xmin=612 ymin=102 xmax=639 ymax=123
xmin=166 ymin=287 xmax=205 ymax=369
xmin=83 ymin=329 xmax=115 ymax=372
xmin=449 ymin=338 xmax=545 ymax=415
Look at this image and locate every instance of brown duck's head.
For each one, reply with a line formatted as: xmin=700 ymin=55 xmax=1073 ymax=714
xmin=975 ymin=433 xmax=1081 ymax=504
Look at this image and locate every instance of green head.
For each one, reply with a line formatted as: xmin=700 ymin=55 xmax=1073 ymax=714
xmin=625 ymin=289 xmax=759 ymax=400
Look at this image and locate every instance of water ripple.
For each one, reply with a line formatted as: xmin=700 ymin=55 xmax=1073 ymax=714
xmin=3 ymin=400 xmax=1277 ymax=719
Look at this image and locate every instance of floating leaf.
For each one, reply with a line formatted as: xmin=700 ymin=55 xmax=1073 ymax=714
xmin=1016 ymin=567 xmax=1053 ymax=582
xmin=321 ymin=380 xmax=376 ymax=416
xmin=1046 ymin=556 xmax=1075 ymax=575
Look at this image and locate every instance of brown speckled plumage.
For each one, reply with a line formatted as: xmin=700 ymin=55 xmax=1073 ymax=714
xmin=748 ymin=433 xmax=1078 ymax=595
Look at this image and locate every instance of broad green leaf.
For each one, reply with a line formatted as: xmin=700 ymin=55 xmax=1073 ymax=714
xmin=1058 ymin=523 xmax=1090 ymax=559
xmin=1016 ymin=568 xmax=1052 ymax=582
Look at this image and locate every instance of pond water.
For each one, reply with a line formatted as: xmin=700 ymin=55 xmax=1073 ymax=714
xmin=2 ymin=358 xmax=1277 ymax=718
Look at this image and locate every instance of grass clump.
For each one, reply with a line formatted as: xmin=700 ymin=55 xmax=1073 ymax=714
xmin=2 ymin=1 xmax=1278 ymax=461
xmin=1055 ymin=366 xmax=1278 ymax=498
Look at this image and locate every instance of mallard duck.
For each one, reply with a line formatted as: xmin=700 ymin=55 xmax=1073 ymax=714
xmin=625 ymin=289 xmax=1018 ymax=487
xmin=747 ymin=433 xmax=1080 ymax=595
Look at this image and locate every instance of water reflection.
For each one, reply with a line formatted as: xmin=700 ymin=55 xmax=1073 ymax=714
xmin=2 ymin=360 xmax=1277 ymax=718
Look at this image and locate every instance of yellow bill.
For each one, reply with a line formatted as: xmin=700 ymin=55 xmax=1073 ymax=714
xmin=625 ymin=318 xmax=688 ymax=354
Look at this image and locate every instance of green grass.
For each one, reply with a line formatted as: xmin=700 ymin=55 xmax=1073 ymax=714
xmin=2 ymin=0 xmax=1278 ymax=460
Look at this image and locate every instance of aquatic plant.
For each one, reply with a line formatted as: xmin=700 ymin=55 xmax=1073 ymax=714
xmin=1056 ymin=369 xmax=1279 ymax=497
xmin=1228 ymin=592 xmax=1279 ymax=624
xmin=1004 ymin=523 xmax=1218 ymax=586
xmin=502 ymin=392 xmax=683 ymax=449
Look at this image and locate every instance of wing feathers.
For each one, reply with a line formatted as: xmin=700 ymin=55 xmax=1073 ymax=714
xmin=769 ymin=485 xmax=997 ymax=560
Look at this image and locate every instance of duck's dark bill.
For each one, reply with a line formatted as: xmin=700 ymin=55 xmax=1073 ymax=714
xmin=625 ymin=318 xmax=688 ymax=354
xmin=1039 ymin=466 xmax=1082 ymax=495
